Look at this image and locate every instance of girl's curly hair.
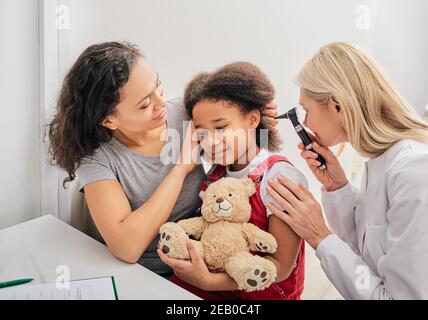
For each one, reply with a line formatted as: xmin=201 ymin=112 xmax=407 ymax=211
xmin=183 ymin=62 xmax=282 ymax=151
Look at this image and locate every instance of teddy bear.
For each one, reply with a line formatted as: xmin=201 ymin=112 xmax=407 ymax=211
xmin=158 ymin=177 xmax=278 ymax=292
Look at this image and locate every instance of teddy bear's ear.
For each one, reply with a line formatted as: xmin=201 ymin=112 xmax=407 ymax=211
xmin=242 ymin=178 xmax=256 ymax=197
xmin=199 ymin=191 xmax=206 ymax=201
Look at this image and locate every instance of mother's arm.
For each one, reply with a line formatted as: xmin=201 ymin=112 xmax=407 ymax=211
xmin=84 ymin=122 xmax=199 ymax=264
xmin=84 ymin=164 xmax=192 ymax=264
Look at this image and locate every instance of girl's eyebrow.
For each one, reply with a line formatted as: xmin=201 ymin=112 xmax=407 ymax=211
xmin=211 ymin=118 xmax=227 ymax=123
xmin=195 ymin=118 xmax=227 ymax=129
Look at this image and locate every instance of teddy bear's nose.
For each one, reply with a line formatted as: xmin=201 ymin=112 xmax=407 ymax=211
xmin=216 ymin=198 xmax=224 ymax=203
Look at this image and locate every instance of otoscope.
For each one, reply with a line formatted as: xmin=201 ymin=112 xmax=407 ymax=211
xmin=275 ymin=108 xmax=327 ymax=170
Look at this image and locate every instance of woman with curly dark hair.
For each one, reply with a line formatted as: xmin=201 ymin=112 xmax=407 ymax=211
xmin=48 ymin=42 xmax=278 ymax=277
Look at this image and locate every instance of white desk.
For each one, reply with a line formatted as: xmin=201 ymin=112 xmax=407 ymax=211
xmin=0 ymin=215 xmax=199 ymax=300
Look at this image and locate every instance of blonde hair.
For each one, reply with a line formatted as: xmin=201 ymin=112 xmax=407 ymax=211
xmin=295 ymin=42 xmax=428 ymax=158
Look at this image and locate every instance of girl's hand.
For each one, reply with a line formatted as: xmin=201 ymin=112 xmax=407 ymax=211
xmin=176 ymin=121 xmax=200 ymax=176
xmin=262 ymin=102 xmax=279 ymax=135
xmin=299 ymin=133 xmax=348 ymax=192
xmin=267 ymin=176 xmax=332 ymax=250
xmin=157 ymin=241 xmax=211 ymax=290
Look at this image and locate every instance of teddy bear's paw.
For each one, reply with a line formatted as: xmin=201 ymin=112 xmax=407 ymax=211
xmin=254 ymin=238 xmax=276 ymax=253
xmin=158 ymin=223 xmax=189 ymax=259
xmin=159 ymin=230 xmax=174 ymax=255
xmin=243 ymin=265 xmax=275 ymax=291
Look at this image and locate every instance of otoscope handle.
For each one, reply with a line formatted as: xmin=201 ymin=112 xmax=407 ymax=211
xmin=295 ymin=124 xmax=327 ymax=170
xmin=308 ymin=147 xmax=327 ymax=170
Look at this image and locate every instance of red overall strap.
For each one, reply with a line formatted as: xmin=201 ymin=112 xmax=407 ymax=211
xmin=207 ymin=164 xmax=227 ymax=181
xmin=237 ymin=154 xmax=305 ymax=300
xmin=200 ymin=165 xmax=227 ymax=191
xmin=245 ymin=155 xmax=293 ymax=231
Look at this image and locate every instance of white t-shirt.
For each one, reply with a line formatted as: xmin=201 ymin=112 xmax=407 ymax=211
xmin=225 ymin=149 xmax=308 ymax=217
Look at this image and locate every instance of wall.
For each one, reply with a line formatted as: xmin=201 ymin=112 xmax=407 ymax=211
xmin=51 ymin=0 xmax=428 ymax=226
xmin=0 ymin=0 xmax=41 ymax=228
xmin=371 ymin=0 xmax=428 ymax=115
xmin=56 ymin=0 xmax=377 ymax=210
xmin=1 ymin=0 xmax=426 ymax=231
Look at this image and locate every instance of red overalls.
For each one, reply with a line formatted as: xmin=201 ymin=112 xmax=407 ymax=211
xmin=171 ymin=155 xmax=305 ymax=300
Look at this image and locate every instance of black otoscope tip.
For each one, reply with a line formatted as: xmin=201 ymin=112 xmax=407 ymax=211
xmin=275 ymin=113 xmax=289 ymax=120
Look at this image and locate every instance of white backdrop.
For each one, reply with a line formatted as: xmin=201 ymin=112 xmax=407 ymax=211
xmin=0 ymin=0 xmax=40 ymax=228
xmin=48 ymin=0 xmax=428 ymax=224
xmin=0 ymin=0 xmax=425 ymax=301
xmin=52 ymin=0 xmax=373 ymax=224
xmin=2 ymin=0 xmax=426 ymax=229
xmin=372 ymin=0 xmax=428 ymax=115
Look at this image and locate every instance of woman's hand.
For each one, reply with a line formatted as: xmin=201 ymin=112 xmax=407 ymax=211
xmin=299 ymin=133 xmax=348 ymax=192
xmin=267 ymin=176 xmax=332 ymax=250
xmin=176 ymin=120 xmax=200 ymax=176
xmin=262 ymin=102 xmax=279 ymax=135
xmin=157 ymin=241 xmax=211 ymax=290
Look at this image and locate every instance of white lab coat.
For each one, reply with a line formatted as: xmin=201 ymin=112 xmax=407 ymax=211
xmin=316 ymin=139 xmax=428 ymax=299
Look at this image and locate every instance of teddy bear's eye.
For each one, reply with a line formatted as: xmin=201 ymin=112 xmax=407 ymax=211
xmin=214 ymin=195 xmax=216 ymax=198
xmin=229 ymin=193 xmax=232 ymax=197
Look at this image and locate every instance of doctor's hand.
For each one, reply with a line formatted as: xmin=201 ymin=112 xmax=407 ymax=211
xmin=267 ymin=176 xmax=332 ymax=250
xmin=157 ymin=240 xmax=211 ymax=290
xmin=298 ymin=133 xmax=348 ymax=192
xmin=262 ymin=102 xmax=279 ymax=135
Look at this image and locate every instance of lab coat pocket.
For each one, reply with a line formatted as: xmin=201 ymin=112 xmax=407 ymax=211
xmin=362 ymin=223 xmax=388 ymax=272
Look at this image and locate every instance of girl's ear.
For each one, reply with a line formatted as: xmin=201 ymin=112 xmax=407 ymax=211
xmin=101 ymin=116 xmax=118 ymax=130
xmin=248 ymin=110 xmax=261 ymax=129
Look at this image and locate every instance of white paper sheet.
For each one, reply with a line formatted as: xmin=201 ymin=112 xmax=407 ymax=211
xmin=0 ymin=276 xmax=118 ymax=300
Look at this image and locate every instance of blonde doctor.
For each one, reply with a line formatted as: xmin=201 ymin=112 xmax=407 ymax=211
xmin=267 ymin=42 xmax=428 ymax=299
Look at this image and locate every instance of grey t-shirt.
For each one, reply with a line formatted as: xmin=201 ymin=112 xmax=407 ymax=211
xmin=76 ymin=98 xmax=206 ymax=277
